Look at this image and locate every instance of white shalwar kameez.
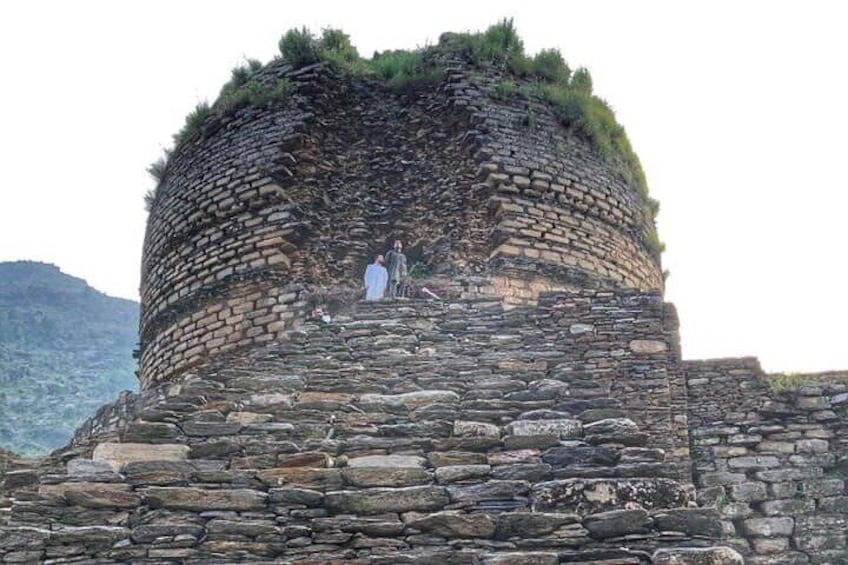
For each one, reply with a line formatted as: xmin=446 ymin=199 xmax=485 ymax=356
xmin=364 ymin=263 xmax=388 ymax=301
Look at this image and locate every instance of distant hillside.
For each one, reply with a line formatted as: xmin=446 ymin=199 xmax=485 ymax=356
xmin=0 ymin=261 xmax=138 ymax=455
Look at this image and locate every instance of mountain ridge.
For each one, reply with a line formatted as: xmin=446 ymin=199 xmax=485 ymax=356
xmin=0 ymin=260 xmax=138 ymax=455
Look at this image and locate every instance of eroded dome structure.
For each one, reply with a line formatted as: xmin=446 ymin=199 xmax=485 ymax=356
xmin=2 ymin=23 xmax=846 ymax=565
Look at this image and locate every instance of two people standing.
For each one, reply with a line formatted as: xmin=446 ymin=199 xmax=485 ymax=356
xmin=364 ymin=240 xmax=408 ymax=301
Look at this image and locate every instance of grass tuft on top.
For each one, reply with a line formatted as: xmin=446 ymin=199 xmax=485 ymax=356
xmin=767 ymin=371 xmax=848 ymax=391
xmin=279 ymin=27 xmax=322 ymax=67
xmin=531 ymin=48 xmax=571 ymax=83
xmin=370 ymin=50 xmax=443 ymax=90
xmin=147 ymin=20 xmax=663 ymax=254
xmin=172 ymin=102 xmax=211 ymax=147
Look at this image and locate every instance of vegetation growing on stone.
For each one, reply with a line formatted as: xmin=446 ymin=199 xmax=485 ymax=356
xmin=145 ymin=59 xmax=290 ymax=211
xmin=173 ymin=101 xmax=212 ymax=147
xmin=767 ymin=371 xmax=848 ymax=391
xmin=146 ymin=19 xmax=663 ymax=256
xmin=531 ymin=49 xmax=572 ymax=83
xmin=369 ymin=50 xmax=444 ymax=89
xmin=279 ymin=27 xmax=323 ymax=68
xmin=492 ymin=80 xmax=518 ymax=100
xmin=435 ymin=20 xmax=662 ymax=251
xmin=273 ymin=18 xmax=661 ymax=240
xmin=218 ymin=78 xmax=291 ymax=116
xmin=280 ymin=27 xmax=443 ymax=89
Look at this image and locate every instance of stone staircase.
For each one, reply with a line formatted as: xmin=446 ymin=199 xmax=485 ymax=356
xmin=0 ymin=292 xmax=740 ymax=563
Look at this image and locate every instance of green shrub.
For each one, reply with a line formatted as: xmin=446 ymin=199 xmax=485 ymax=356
xmin=143 ymin=189 xmax=156 ymax=211
xmin=221 ymin=59 xmax=265 ymax=98
xmin=320 ymin=28 xmax=371 ymax=75
xmin=219 ymin=79 xmax=290 ymax=116
xmin=570 ymin=67 xmax=593 ymax=94
xmin=647 ymin=197 xmax=660 ymax=218
xmin=768 ymin=373 xmax=814 ymax=391
xmin=229 ymin=66 xmax=250 ymax=90
xmin=279 ymin=27 xmax=321 ymax=67
xmin=319 ymin=28 xmax=359 ymax=63
xmin=532 ymin=48 xmax=570 ymax=83
xmin=173 ymin=101 xmax=211 ymax=146
xmin=408 ymin=261 xmax=430 ymax=279
xmin=246 ymin=58 xmax=263 ymax=73
xmin=438 ymin=32 xmax=477 ymax=60
xmin=492 ymin=80 xmax=517 ymax=100
xmin=146 ymin=155 xmax=169 ymax=183
xmin=436 ymin=21 xmax=658 ymax=239
xmin=371 ymin=50 xmax=442 ymax=89
xmin=474 ymin=18 xmax=525 ymax=67
xmin=647 ymin=230 xmax=665 ymax=254
xmin=440 ymin=19 xmax=528 ymax=72
xmin=149 ymin=21 xmax=662 ymax=253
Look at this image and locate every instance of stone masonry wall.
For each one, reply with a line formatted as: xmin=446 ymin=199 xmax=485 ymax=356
xmin=138 ymin=58 xmax=663 ymax=388
xmin=443 ymin=64 xmax=663 ymax=291
xmin=0 ymin=290 xmax=734 ymax=564
xmin=686 ymin=359 xmax=848 ymax=563
xmin=139 ymin=61 xmax=322 ymax=389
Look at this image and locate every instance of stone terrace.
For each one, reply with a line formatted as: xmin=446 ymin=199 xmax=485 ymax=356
xmin=0 ymin=290 xmax=735 ymax=564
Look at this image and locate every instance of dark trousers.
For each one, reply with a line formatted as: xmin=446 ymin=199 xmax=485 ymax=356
xmin=388 ymin=279 xmax=401 ymax=299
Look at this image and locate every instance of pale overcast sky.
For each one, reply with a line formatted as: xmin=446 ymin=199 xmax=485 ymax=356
xmin=0 ymin=1 xmax=845 ymax=372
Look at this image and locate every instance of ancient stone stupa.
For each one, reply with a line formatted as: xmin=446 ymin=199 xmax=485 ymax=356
xmin=2 ymin=21 xmax=846 ymax=564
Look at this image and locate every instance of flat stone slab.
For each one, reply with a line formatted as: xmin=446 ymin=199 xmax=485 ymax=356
xmin=92 ymin=442 xmax=189 ymax=471
xmin=652 ymin=508 xmax=723 ymax=537
xmin=346 ymin=455 xmax=426 ymax=468
xmin=277 ymin=452 xmax=332 ymax=468
xmin=226 ymin=411 xmax=273 ymax=424
xmin=206 ymin=519 xmax=278 ymax=537
xmin=427 ymin=451 xmax=487 ymax=467
xmin=342 ymin=467 xmax=432 ymax=488
xmin=51 ymin=526 xmax=130 ymax=545
xmin=448 ymin=480 xmax=530 ymax=504
xmin=66 ymin=458 xmax=115 ymax=477
xmin=0 ymin=527 xmax=51 ymax=550
xmin=408 ymin=510 xmax=496 ymax=538
xmin=504 ymin=419 xmax=582 ymax=438
xmin=131 ymin=524 xmax=205 ymax=544
xmin=741 ymin=516 xmax=794 ymax=537
xmin=651 ymin=547 xmax=744 ymax=564
xmin=487 ymin=449 xmax=540 ymax=465
xmin=268 ymin=487 xmax=324 ymax=506
xmin=532 ymin=478 xmax=690 ymax=515
xmin=325 ymin=486 xmax=449 ymax=514
xmin=435 ymin=464 xmax=491 ymax=483
xmin=542 ymin=445 xmax=619 ymax=467
xmin=453 ymin=420 xmax=501 ymax=437
xmin=141 ymin=487 xmax=267 ymax=511
xmin=357 ymin=390 xmax=460 ymax=410
xmin=312 ymin=515 xmax=405 ymax=537
xmin=39 ymin=482 xmax=141 ymax=509
xmin=482 ymin=553 xmax=559 ymax=565
xmin=495 ymin=512 xmax=579 ymax=539
xmin=583 ymin=508 xmax=652 ymax=538
xmin=229 ymin=374 xmax=304 ymax=391
xmin=629 ymin=339 xmax=667 ymax=354
xmin=257 ymin=467 xmax=343 ymax=489
xmin=122 ymin=460 xmax=198 ymax=485
xmin=246 ymin=392 xmax=294 ymax=409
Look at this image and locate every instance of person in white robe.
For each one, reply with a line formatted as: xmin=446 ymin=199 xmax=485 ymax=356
xmin=364 ymin=255 xmax=388 ymax=301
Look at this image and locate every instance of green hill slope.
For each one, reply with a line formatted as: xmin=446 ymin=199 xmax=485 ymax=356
xmin=0 ymin=261 xmax=138 ymax=455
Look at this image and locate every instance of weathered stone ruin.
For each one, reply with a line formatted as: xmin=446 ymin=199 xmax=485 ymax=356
xmin=1 ymin=30 xmax=846 ymax=564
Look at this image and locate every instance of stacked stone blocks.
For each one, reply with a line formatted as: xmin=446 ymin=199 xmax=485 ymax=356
xmin=1 ymin=291 xmax=734 ymax=563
